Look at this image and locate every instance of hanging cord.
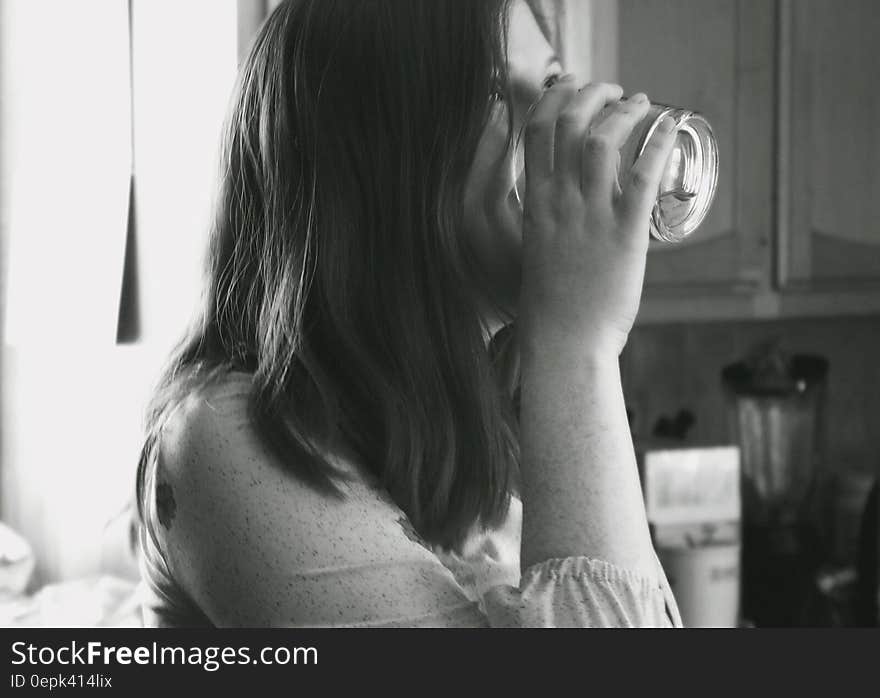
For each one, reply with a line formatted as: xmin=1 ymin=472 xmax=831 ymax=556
xmin=116 ymin=0 xmax=141 ymax=343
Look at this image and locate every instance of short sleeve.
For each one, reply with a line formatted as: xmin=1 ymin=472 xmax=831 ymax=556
xmin=440 ymin=496 xmax=682 ymax=628
xmin=480 ymin=554 xmax=682 ymax=628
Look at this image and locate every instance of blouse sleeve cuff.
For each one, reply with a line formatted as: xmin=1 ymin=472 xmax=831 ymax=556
xmin=482 ymin=553 xmax=683 ymax=628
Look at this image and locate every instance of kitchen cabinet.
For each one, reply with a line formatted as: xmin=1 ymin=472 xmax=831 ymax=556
xmin=616 ymin=0 xmax=775 ymax=322
xmin=581 ymin=0 xmax=880 ymax=322
xmin=779 ymin=0 xmax=880 ymax=293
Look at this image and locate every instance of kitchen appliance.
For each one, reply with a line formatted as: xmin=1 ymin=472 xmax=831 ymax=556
xmin=722 ymin=347 xmax=829 ymax=626
xmin=640 ymin=445 xmax=741 ymax=627
xmin=856 ymin=480 xmax=878 ymax=625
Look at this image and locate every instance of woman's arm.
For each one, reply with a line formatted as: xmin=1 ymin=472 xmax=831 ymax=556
xmin=518 ymin=348 xmax=655 ymax=576
xmin=516 ymin=77 xmax=677 ymax=579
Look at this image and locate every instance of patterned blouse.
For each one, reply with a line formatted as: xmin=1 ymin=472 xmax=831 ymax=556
xmin=138 ymin=371 xmax=682 ymax=628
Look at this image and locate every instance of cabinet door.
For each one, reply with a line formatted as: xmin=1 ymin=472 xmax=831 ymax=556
xmin=616 ymin=1 xmax=775 ymax=318
xmin=780 ymin=0 xmax=880 ymax=291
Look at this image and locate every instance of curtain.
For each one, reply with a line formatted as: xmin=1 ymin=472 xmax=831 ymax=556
xmin=0 ymin=0 xmax=240 ymax=584
xmin=1 ymin=0 xmax=133 ymax=584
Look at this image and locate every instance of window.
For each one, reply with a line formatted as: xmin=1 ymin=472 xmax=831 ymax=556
xmin=0 ymin=0 xmax=241 ymax=583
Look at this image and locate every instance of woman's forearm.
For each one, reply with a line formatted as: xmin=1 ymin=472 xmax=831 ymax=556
xmin=517 ymin=334 xmax=657 ymax=579
xmin=511 ymin=77 xmax=676 ymax=582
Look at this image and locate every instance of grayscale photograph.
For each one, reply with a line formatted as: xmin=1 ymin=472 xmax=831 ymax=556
xmin=0 ymin=0 xmax=877 ymax=657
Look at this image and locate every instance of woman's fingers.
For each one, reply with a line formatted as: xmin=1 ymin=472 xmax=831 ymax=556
xmin=580 ymin=93 xmax=651 ymax=199
xmin=589 ymin=93 xmax=651 ymax=145
xmin=619 ymin=115 xmax=678 ymax=233
xmin=522 ymin=78 xmax=675 ymax=243
xmin=553 ymin=82 xmax=624 ymax=183
xmin=522 ymin=75 xmax=579 ymax=184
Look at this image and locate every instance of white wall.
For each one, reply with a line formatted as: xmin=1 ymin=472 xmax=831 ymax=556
xmin=1 ymin=0 xmax=240 ymax=584
xmin=527 ymin=0 xmax=619 ymax=82
xmin=130 ymin=0 xmax=239 ymax=353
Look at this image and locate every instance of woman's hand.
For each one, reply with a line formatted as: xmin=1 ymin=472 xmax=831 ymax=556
xmin=518 ymin=76 xmax=677 ymax=358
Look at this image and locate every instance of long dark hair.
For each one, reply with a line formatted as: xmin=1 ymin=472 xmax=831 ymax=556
xmin=136 ymin=0 xmax=518 ymax=550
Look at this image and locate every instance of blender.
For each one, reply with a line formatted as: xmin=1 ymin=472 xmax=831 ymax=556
xmin=722 ymin=344 xmax=829 ymax=626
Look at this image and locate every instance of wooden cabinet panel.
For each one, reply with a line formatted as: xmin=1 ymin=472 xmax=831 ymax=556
xmin=617 ymin=0 xmax=775 ymax=297
xmin=780 ymin=0 xmax=880 ymax=289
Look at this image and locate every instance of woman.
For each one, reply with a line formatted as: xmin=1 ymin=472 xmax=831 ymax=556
xmin=136 ymin=0 xmax=682 ymax=627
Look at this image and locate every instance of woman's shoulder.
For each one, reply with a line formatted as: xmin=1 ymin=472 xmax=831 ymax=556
xmin=157 ymin=368 xmax=360 ymax=485
xmin=151 ymin=367 xmax=431 ymax=570
xmin=161 ymin=369 xmax=253 ymax=448
xmin=155 ymin=368 xmax=340 ymax=519
xmin=146 ymin=372 xmax=480 ymax=626
xmin=151 ymin=370 xmax=258 ymax=511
